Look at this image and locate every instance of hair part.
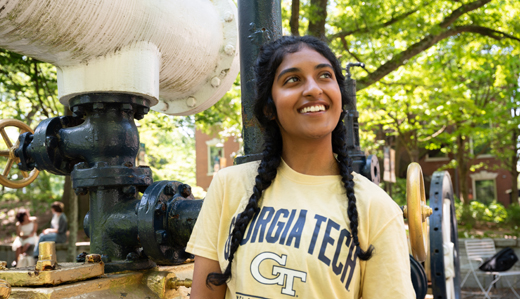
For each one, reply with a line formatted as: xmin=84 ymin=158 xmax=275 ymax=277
xmin=207 ymin=35 xmax=373 ymax=286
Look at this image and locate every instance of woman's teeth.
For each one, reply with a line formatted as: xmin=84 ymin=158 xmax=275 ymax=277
xmin=300 ymin=105 xmax=326 ymax=113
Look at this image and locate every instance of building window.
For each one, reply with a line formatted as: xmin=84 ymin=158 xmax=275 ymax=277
xmin=470 ymin=171 xmax=498 ymax=205
xmin=425 ymin=147 xmax=449 ymax=162
xmin=471 ymin=123 xmax=493 ymax=158
xmin=206 ymin=138 xmax=224 ymax=175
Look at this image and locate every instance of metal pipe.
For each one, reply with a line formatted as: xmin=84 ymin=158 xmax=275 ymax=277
xmin=0 ymin=0 xmax=239 ymax=116
xmin=235 ymin=0 xmax=282 ymax=164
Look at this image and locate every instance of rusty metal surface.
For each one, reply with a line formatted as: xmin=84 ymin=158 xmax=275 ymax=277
xmin=236 ymin=0 xmax=282 ymax=163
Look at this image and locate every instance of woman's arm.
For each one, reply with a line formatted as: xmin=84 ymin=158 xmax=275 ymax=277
xmin=43 ymin=228 xmax=58 ymax=234
xmin=31 ymin=220 xmax=38 ymax=237
xmin=360 ymin=214 xmax=415 ymax=299
xmin=190 ymin=256 xmax=227 ymax=299
xmin=16 ymin=224 xmax=23 ymax=238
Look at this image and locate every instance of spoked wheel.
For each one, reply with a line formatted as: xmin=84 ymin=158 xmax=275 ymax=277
xmin=0 ymin=119 xmax=39 ymax=189
xmin=429 ymin=171 xmax=461 ymax=299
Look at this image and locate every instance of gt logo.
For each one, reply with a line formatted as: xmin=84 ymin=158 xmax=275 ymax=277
xmin=250 ymin=252 xmax=307 ymax=296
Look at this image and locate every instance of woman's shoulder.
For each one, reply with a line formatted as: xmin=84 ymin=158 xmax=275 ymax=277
xmin=352 ymin=172 xmax=402 ymax=216
xmin=214 ymin=160 xmax=260 ymax=181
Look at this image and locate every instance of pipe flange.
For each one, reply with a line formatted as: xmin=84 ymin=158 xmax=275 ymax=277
xmin=138 ymin=181 xmax=195 ymax=265
xmin=29 ymin=116 xmax=84 ymax=175
xmin=71 ymin=163 xmax=152 ymax=189
xmin=152 ymin=0 xmax=239 ymax=115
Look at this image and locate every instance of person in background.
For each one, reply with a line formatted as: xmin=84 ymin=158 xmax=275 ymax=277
xmin=33 ymin=201 xmax=68 ymax=259
xmin=11 ymin=209 xmax=38 ymax=267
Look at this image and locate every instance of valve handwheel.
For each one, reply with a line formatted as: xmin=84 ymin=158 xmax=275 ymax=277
xmin=0 ymin=119 xmax=39 ymax=189
xmin=405 ymin=163 xmax=432 ymax=263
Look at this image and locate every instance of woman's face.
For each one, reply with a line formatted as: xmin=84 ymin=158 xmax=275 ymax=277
xmin=271 ymin=46 xmax=342 ymax=143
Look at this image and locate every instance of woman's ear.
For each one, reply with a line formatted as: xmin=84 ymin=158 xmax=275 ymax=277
xmin=263 ymin=106 xmax=276 ymax=121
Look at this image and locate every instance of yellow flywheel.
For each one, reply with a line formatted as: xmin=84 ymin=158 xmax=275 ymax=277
xmin=404 ymin=162 xmax=432 ymax=263
xmin=0 ymin=119 xmax=39 ymax=189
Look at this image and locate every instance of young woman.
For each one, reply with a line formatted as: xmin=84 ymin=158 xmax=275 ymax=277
xmin=11 ymin=209 xmax=38 ymax=267
xmin=33 ymin=201 xmax=68 ymax=259
xmin=187 ymin=36 xmax=415 ymax=298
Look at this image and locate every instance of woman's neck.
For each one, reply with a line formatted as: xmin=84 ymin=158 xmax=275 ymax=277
xmin=281 ymin=136 xmax=339 ymax=176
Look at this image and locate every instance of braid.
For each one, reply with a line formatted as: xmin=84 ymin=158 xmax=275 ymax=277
xmin=332 ymin=116 xmax=374 ymax=261
xmin=206 ymin=125 xmax=282 ymax=286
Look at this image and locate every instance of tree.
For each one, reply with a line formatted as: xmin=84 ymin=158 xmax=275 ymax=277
xmin=282 ymin=0 xmax=519 ymax=203
xmin=286 ymin=0 xmax=520 ymax=89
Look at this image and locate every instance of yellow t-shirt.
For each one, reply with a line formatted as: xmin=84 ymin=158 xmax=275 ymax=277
xmin=186 ymin=160 xmax=415 ymax=299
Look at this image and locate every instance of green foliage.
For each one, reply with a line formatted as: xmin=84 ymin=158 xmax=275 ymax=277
xmin=0 ymin=171 xmax=63 ymax=215
xmin=0 ymin=49 xmax=62 ymax=126
xmin=456 ymin=199 xmax=509 ymax=226
xmin=194 ymin=75 xmax=242 ymax=140
xmin=505 ymin=203 xmax=520 ymax=227
xmin=388 ymin=178 xmax=407 ymax=206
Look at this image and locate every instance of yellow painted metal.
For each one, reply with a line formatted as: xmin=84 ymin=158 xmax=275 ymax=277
xmin=406 ymin=162 xmax=432 ymax=262
xmin=35 ymin=242 xmax=58 ymax=271
xmin=0 ymin=119 xmax=39 ymax=189
xmin=168 ymin=277 xmax=192 ymax=290
xmin=0 ymin=262 xmax=104 ymax=287
xmin=9 ymin=272 xmax=144 ymax=299
xmin=6 ymin=264 xmax=194 ymax=299
xmin=0 ymin=279 xmax=10 ymax=299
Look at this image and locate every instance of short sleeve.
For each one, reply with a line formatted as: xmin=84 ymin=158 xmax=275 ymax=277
xmin=360 ymin=214 xmax=416 ymax=299
xmin=58 ymin=214 xmax=68 ymax=235
xmin=186 ymin=172 xmax=224 ymax=261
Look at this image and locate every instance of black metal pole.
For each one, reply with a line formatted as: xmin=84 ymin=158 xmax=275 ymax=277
xmin=234 ymin=0 xmax=282 ymax=165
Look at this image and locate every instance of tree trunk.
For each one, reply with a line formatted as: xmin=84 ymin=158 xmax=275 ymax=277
xmin=511 ymin=129 xmax=519 ymax=205
xmin=456 ymin=134 xmax=470 ymax=204
xmin=307 ymin=0 xmax=328 ymax=41
xmin=290 ymin=0 xmax=300 ymax=36
xmin=410 ymin=149 xmax=419 ymax=163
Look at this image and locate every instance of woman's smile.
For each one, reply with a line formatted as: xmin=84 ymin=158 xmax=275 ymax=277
xmin=271 ymin=46 xmax=342 ymax=141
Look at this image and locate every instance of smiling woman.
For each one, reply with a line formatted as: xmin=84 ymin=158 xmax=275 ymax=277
xmin=186 ymin=36 xmax=415 ymax=299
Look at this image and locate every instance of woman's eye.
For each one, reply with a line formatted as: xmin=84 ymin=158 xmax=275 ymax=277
xmin=320 ymin=72 xmax=333 ymax=79
xmin=284 ymin=77 xmax=298 ymax=84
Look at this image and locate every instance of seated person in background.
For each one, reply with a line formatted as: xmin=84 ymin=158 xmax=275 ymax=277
xmin=34 ymin=201 xmax=68 ymax=259
xmin=11 ymin=209 xmax=38 ymax=267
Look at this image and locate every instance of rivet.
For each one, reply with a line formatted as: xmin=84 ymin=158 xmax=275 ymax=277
xmin=223 ymin=11 xmax=234 ymax=22
xmin=224 ymin=44 xmax=235 ymax=56
xmin=211 ymin=77 xmax=221 ymax=88
xmin=186 ymin=97 xmax=197 ymax=108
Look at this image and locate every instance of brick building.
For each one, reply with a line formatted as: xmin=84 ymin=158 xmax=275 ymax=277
xmin=417 ymin=153 xmax=514 ymax=206
xmin=195 ymin=129 xmax=240 ymax=190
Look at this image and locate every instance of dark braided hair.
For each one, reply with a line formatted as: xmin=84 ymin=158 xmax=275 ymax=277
xmin=207 ymin=35 xmax=373 ymax=287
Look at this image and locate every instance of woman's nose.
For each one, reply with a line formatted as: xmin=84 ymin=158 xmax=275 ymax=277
xmin=302 ymin=78 xmax=323 ymax=98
